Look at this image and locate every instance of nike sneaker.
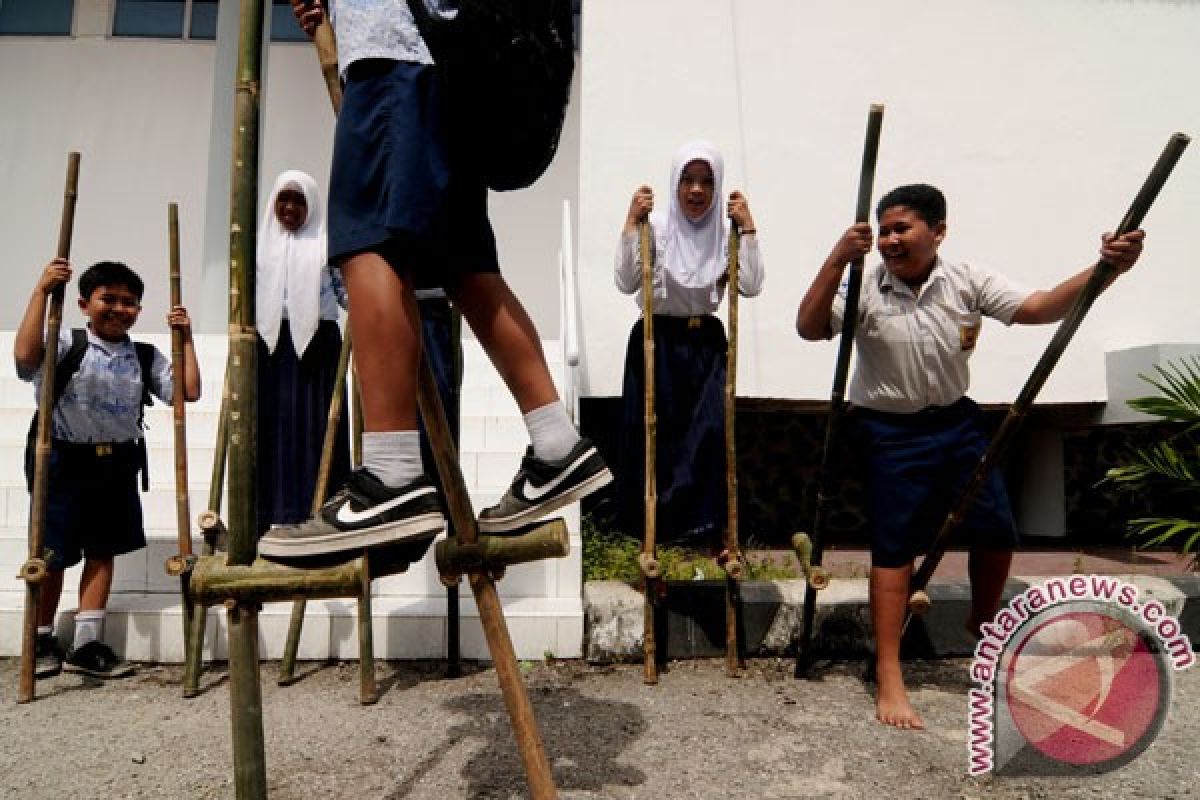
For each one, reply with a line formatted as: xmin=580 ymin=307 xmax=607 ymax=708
xmin=478 ymin=438 xmax=612 ymax=534
xmin=258 ymin=470 xmax=445 ymax=560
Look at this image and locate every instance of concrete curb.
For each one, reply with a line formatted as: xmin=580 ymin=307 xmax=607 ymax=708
xmin=583 ymin=574 xmax=1200 ymax=663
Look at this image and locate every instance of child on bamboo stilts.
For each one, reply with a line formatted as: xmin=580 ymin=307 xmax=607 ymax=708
xmin=260 ymin=0 xmax=612 ymax=560
xmin=796 ymin=184 xmax=1144 ymax=729
xmin=615 ymin=141 xmax=764 ymax=552
xmin=15 ymin=260 xmax=201 ymax=679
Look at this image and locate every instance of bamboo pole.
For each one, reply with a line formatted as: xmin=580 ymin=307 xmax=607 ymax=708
xmin=191 ymin=555 xmax=364 ymax=606
xmin=279 ymin=329 xmax=353 ymax=687
xmin=166 ymin=203 xmax=197 ymax=652
xmin=905 ymin=132 xmax=1190 ymax=621
xmin=436 ymin=521 xmax=570 ymax=580
xmin=312 ymin=18 xmax=341 ymax=113
xmin=226 ymin=0 xmax=266 ymax=795
xmin=796 ymin=105 xmax=884 ymax=678
xmin=182 ymin=357 xmax=231 ymax=697
xmin=416 ymin=352 xmax=558 ymax=798
xmin=445 ymin=305 xmax=463 ymax=679
xmin=637 ymin=220 xmax=660 ymax=685
xmin=18 ymin=151 xmax=80 ymax=704
xmin=275 ymin=10 xmax=367 ymax=695
xmin=722 ymin=225 xmax=743 ymax=678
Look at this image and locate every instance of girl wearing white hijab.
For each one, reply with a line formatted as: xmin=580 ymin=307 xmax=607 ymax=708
xmin=613 ymin=140 xmax=764 ymax=547
xmin=256 ymin=170 xmax=350 ymax=530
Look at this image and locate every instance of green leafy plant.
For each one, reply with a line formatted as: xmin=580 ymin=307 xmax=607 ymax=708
xmin=1104 ymin=356 xmax=1200 ymax=557
xmin=581 ymin=515 xmax=799 ymax=583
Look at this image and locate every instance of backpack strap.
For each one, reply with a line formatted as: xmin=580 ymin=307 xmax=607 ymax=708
xmin=24 ymin=328 xmax=90 ymax=492
xmin=53 ymin=328 xmax=91 ymax=408
xmin=132 ymin=341 xmax=158 ymax=491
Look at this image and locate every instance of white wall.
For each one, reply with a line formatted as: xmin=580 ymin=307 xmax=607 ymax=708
xmin=577 ymin=0 xmax=1200 ymax=401
xmin=0 ymin=1 xmax=578 ymax=338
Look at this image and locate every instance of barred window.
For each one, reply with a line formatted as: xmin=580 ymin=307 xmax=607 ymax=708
xmin=111 ymin=0 xmax=304 ymax=41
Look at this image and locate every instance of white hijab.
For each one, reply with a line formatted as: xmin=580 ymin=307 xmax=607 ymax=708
xmin=256 ymin=170 xmax=327 ymax=357
xmin=651 ymin=140 xmax=726 ymax=301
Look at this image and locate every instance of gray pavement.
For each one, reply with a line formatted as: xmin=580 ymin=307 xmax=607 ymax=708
xmin=2 ymin=655 xmax=1197 ymax=799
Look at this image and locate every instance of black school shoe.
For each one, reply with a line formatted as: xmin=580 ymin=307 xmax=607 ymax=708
xmin=258 ymin=470 xmax=446 ymax=560
xmin=64 ymin=641 xmax=134 ymax=679
xmin=35 ymin=632 xmax=65 ymax=678
xmin=478 ymin=438 xmax=613 ymax=534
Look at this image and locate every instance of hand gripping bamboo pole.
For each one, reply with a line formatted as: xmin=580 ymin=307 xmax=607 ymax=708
xmin=18 ymin=151 xmax=80 ymax=704
xmin=637 ymin=220 xmax=661 ymax=685
xmin=416 ymin=353 xmax=559 ymax=799
xmin=722 ymin=225 xmax=744 ymax=678
xmin=795 ymin=105 xmax=884 ymax=678
xmin=904 ymin=132 xmax=1190 ymax=622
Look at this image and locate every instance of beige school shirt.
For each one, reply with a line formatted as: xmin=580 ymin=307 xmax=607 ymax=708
xmin=830 ymin=257 xmax=1032 ymax=413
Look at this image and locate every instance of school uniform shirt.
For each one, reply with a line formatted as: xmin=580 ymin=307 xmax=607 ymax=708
xmin=614 ymin=229 xmax=764 ymax=316
xmin=329 ymin=0 xmax=456 ymax=76
xmin=17 ymin=327 xmax=172 ymax=443
xmin=830 ymin=257 xmax=1031 ymax=414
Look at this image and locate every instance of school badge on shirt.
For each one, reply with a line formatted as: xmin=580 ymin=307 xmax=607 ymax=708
xmin=960 ymin=324 xmax=981 ymax=351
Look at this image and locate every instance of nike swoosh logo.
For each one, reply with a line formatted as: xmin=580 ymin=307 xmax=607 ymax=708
xmin=521 ymin=449 xmax=595 ymax=501
xmin=335 ymin=487 xmax=437 ymax=525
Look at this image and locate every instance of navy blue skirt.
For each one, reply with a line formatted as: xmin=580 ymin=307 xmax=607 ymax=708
xmin=617 ymin=315 xmax=728 ymax=546
xmin=256 ymin=320 xmax=351 ymax=531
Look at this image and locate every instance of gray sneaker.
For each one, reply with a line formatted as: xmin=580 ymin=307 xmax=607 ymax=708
xmin=259 ymin=470 xmax=445 ymax=560
xmin=478 ymin=438 xmax=612 ymax=534
xmin=35 ymin=632 xmax=64 ymax=679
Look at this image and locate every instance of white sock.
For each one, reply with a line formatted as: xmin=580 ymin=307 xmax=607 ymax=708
xmin=73 ymin=610 xmax=105 ymax=650
xmin=362 ymin=430 xmax=423 ymax=488
xmin=524 ymin=402 xmax=580 ymax=462
xmin=37 ymin=625 xmax=53 ymax=637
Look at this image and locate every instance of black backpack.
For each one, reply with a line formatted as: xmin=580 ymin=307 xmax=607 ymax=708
xmin=24 ymin=328 xmax=156 ymax=492
xmin=408 ymin=0 xmax=576 ymax=191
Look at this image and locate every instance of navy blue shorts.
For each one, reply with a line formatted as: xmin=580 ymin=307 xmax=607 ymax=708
xmin=853 ymin=397 xmax=1018 ymax=568
xmin=38 ymin=440 xmax=146 ymax=571
xmin=328 ymin=59 xmax=499 ymax=285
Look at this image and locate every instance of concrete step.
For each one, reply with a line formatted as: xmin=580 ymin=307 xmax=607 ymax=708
xmin=0 ymin=590 xmax=584 ymax=662
xmin=583 ymin=574 xmax=1200 ymax=663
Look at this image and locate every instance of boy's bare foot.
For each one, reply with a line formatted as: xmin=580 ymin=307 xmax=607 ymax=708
xmin=875 ymin=661 xmax=925 ymax=730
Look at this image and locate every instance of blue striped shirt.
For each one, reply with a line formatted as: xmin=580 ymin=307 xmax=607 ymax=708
xmin=17 ymin=327 xmax=172 ymax=444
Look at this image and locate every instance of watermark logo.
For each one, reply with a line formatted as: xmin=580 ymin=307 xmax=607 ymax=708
xmin=967 ymin=576 xmax=1194 ymax=776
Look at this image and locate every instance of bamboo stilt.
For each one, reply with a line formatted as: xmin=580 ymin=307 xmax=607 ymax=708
xmin=278 ymin=16 xmax=346 ymax=688
xmin=435 ymin=521 xmax=570 ymax=580
xmin=416 ymin=351 xmax=558 ymax=798
xmin=18 ymin=151 xmax=80 ymax=704
xmin=637 ymin=220 xmax=660 ymax=685
xmin=357 ymin=557 xmax=377 ymax=704
xmin=796 ymin=105 xmax=884 ymax=679
xmin=225 ymin=0 xmax=266 ymax=796
xmin=183 ymin=358 xmax=230 ymax=697
xmin=167 ymin=203 xmax=196 ymax=652
xmin=723 ymin=225 xmax=743 ymax=678
xmin=904 ymin=132 xmax=1191 ymax=623
xmin=279 ymin=328 xmax=352 ymax=686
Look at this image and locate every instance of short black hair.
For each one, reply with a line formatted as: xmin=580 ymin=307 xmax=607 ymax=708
xmin=78 ymin=261 xmax=144 ymax=301
xmin=876 ymin=184 xmax=947 ymax=227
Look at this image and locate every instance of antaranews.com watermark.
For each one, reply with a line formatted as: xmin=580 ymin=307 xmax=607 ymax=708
xmin=967 ymin=575 xmax=1194 ymax=776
